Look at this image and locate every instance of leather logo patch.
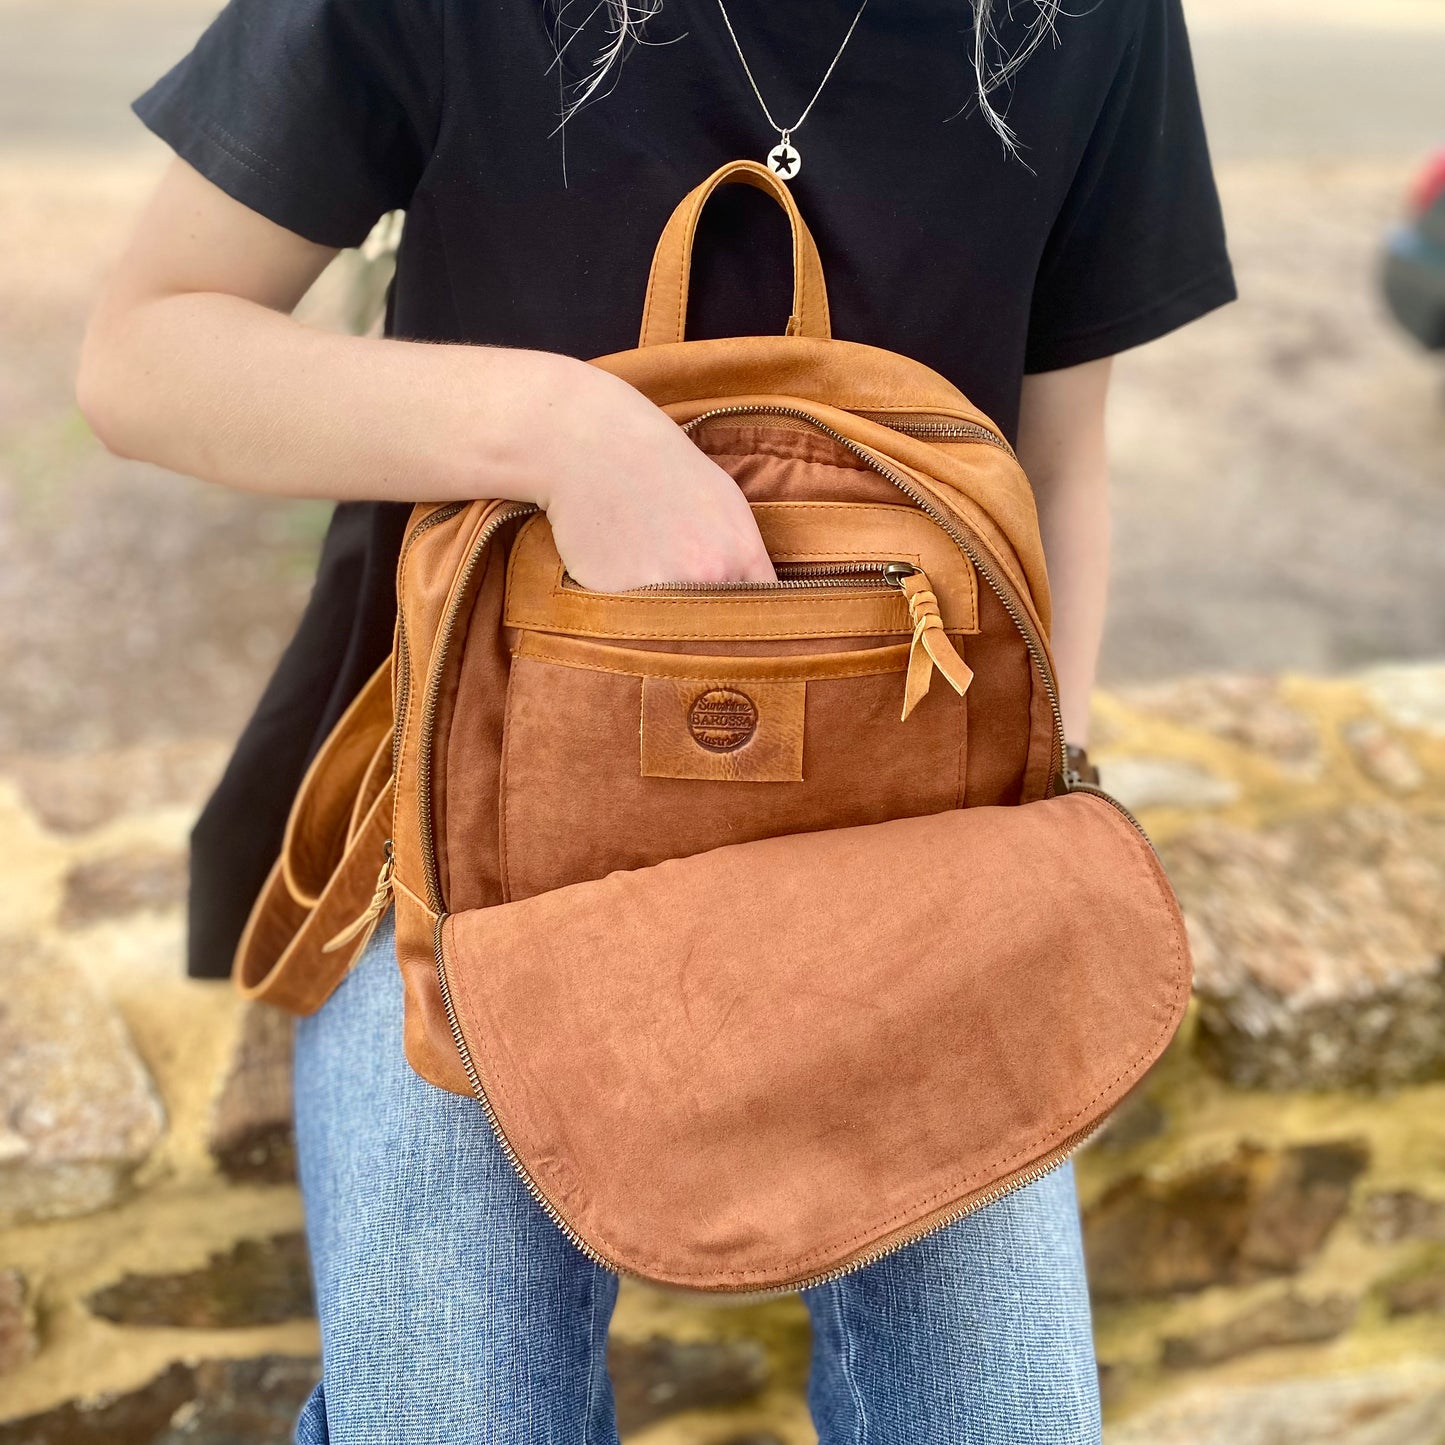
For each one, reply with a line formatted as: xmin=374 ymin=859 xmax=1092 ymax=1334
xmin=641 ymin=677 xmax=805 ymax=782
xmin=687 ymin=689 xmax=758 ymax=752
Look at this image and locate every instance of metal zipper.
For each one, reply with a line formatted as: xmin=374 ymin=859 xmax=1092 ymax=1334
xmin=568 ymin=558 xmax=911 ymax=594
xmin=685 ymin=404 xmax=1069 ymax=791
xmin=392 ymin=502 xmax=468 ymax=778
xmin=779 ymin=1113 xmax=1107 ymax=1291
xmin=848 ymin=409 xmax=1018 ymax=459
xmin=432 ymin=907 xmax=1107 ymax=1294
xmin=431 ymin=913 xmax=618 ymax=1271
xmin=416 ymin=501 xmax=538 ymax=910
xmin=1064 ymin=775 xmax=1157 ymax=851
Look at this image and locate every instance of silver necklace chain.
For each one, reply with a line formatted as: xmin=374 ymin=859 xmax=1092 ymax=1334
xmin=713 ymin=0 xmax=868 ymax=180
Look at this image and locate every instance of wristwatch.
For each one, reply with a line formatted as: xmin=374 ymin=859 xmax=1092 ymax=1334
xmin=1066 ymin=743 xmax=1100 ymax=787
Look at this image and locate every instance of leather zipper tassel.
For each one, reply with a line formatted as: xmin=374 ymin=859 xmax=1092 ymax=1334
xmin=320 ymin=840 xmax=395 ymax=956
xmin=886 ymin=563 xmax=974 ymax=720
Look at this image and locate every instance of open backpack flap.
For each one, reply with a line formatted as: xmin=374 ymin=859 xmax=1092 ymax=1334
xmin=234 ymin=159 xmax=1194 ymax=1293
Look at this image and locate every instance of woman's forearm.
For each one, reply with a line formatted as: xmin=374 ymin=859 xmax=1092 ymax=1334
xmin=78 ymin=289 xmax=595 ymax=506
xmin=1017 ymin=359 xmax=1113 ymax=749
xmin=75 ymin=159 xmax=776 ymax=592
xmin=1033 ymin=452 xmax=1110 ymax=749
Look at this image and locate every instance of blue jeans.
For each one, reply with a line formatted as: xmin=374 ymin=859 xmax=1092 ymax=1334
xmin=293 ymin=906 xmax=1102 ymax=1444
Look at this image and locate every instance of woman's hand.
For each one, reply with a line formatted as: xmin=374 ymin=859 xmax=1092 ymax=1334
xmin=528 ymin=365 xmax=775 ymax=593
xmin=78 ymin=159 xmax=775 ymax=594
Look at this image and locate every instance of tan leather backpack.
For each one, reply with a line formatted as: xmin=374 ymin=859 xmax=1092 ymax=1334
xmin=236 ymin=160 xmax=1192 ymax=1294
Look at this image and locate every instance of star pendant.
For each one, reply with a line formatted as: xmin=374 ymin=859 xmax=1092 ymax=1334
xmin=767 ymin=141 xmax=802 ymax=179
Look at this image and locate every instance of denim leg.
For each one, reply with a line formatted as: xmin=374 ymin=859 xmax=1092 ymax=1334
xmin=291 ymin=907 xmax=620 ymax=1445
xmin=802 ymin=1159 xmax=1102 ymax=1445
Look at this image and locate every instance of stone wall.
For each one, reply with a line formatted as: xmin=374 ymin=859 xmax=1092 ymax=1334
xmin=1 ymin=662 xmax=1443 ymax=1444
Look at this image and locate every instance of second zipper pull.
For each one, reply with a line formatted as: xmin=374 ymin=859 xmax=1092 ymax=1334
xmin=887 ymin=565 xmax=974 ymax=721
xmin=322 ymin=839 xmax=395 ymax=955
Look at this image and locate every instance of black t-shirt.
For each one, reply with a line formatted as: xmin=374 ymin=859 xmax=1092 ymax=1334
xmin=134 ymin=0 xmax=1236 ymax=978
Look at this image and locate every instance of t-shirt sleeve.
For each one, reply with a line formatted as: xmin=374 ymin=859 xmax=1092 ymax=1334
xmin=132 ymin=0 xmax=442 ymax=250
xmin=1024 ymin=0 xmax=1236 ymax=374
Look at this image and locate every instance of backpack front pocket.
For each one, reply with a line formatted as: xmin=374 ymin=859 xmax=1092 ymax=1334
xmin=498 ymin=630 xmax=969 ymax=902
xmin=484 ymin=505 xmax=978 ymax=901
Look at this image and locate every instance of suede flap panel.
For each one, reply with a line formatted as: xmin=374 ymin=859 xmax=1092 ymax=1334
xmin=442 ymin=790 xmax=1191 ymax=1291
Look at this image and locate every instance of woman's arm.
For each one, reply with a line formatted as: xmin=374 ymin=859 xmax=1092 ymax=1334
xmin=76 ymin=159 xmax=775 ymax=593
xmin=1016 ymin=358 xmax=1113 ymax=749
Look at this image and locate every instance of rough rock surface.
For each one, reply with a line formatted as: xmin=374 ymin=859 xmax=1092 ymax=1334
xmin=1162 ymin=808 xmax=1445 ymax=1090
xmin=608 ymin=1335 xmax=771 ymax=1433
xmin=1358 ymin=1190 xmax=1445 ymax=1244
xmin=85 ymin=1233 xmax=313 ymax=1328
xmin=1379 ymin=1255 xmax=1445 ymax=1318
xmin=4 ymin=742 xmax=227 ymax=836
xmin=1084 ymin=1140 xmax=1370 ymax=1299
xmin=0 ymin=1356 xmax=320 ymax=1445
xmin=1105 ymin=1363 xmax=1445 ymax=1445
xmin=58 ymin=848 xmax=187 ymax=929
xmin=1111 ymin=674 xmax=1323 ymax=774
xmin=1359 ymin=664 xmax=1445 ymax=739
xmin=0 ymin=1272 xmax=35 ymax=1377
xmin=207 ymin=1006 xmax=295 ymax=1184
xmin=1092 ymin=1090 xmax=1170 ymax=1154
xmin=0 ymin=938 xmax=164 ymax=1224
xmin=1096 ymin=755 xmax=1241 ymax=812
xmin=1161 ymin=1291 xmax=1358 ymax=1367
xmin=1341 ymin=717 xmax=1426 ymax=794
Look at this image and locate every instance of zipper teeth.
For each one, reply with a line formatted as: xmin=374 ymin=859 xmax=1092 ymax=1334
xmin=781 ymin=1114 xmax=1106 ymax=1291
xmin=848 ymin=410 xmax=1017 ymax=458
xmin=1066 ymin=777 xmax=1156 ymax=848
xmin=393 ymin=503 xmax=469 ymax=778
xmin=432 ymin=918 xmax=622 ymax=1270
xmin=626 ymin=560 xmax=902 ymax=594
xmin=417 ymin=501 xmax=538 ymax=910
xmin=433 ymin=908 xmax=1105 ymax=1294
xmin=685 ymin=404 xmax=1069 ymax=789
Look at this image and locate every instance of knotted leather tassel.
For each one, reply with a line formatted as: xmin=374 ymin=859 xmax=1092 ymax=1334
xmin=322 ymin=840 xmax=395 ymax=955
xmin=897 ymin=569 xmax=974 ymax=721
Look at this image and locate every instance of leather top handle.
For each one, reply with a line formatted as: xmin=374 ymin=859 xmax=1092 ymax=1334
xmin=638 ymin=159 xmax=832 ymax=348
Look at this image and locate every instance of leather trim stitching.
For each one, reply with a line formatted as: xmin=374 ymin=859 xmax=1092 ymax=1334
xmin=514 ymin=636 xmax=912 ymax=682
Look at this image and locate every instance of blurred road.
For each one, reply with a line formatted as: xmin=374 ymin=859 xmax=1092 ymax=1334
xmin=0 ymin=0 xmax=1442 ymax=752
xmin=0 ymin=0 xmax=208 ymax=153
xmin=3 ymin=0 xmax=1443 ymax=158
xmin=1194 ymin=22 xmax=1445 ymax=161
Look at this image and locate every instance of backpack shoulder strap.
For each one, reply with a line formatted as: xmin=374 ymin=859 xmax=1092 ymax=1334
xmin=232 ymin=657 xmax=395 ymax=1014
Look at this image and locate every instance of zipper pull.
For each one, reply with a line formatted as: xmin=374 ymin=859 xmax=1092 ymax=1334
xmin=887 ymin=565 xmax=974 ymax=721
xmin=322 ymin=839 xmax=395 ymax=955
